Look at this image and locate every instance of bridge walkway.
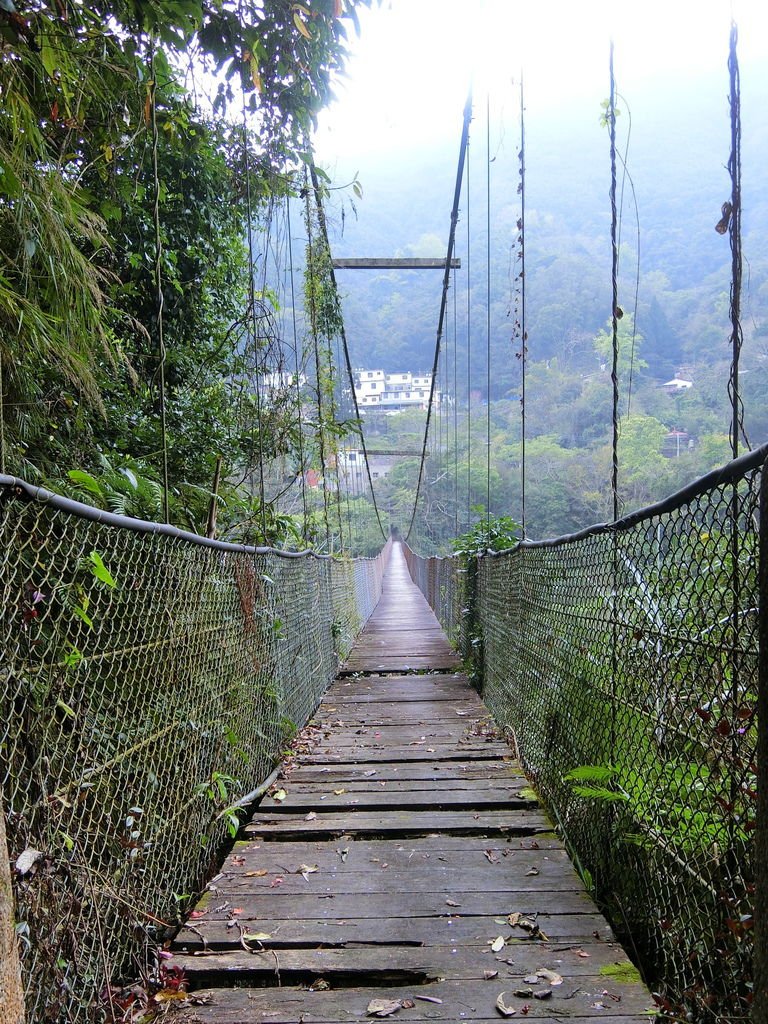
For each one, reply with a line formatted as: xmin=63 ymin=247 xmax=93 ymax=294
xmin=169 ymin=543 xmax=653 ymax=1022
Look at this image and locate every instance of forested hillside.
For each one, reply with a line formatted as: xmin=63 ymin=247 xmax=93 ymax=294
xmin=320 ymin=61 xmax=768 ymax=544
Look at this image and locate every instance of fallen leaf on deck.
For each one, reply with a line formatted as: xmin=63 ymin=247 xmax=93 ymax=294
xmin=232 ymin=907 xmax=243 ymax=915
xmin=401 ymin=999 xmax=415 ymax=1008
xmin=155 ymin=990 xmax=190 ymax=1003
xmin=305 ymin=811 xmax=317 ymax=821
xmin=507 ymin=913 xmax=522 ymax=927
xmin=310 ymin=978 xmax=330 ymax=991
xmin=231 ymin=855 xmax=245 ymax=866
xmin=484 ymin=970 xmax=499 ymax=980
xmin=495 ymin=992 xmax=517 ymax=1016
xmin=337 ymin=846 xmax=349 ymax=862
xmin=485 ymin=849 xmax=500 ymax=864
xmin=523 ymin=976 xmax=539 ymax=985
xmin=189 ymin=911 xmax=206 ymax=919
xmin=536 ymin=969 xmax=563 ymax=985
xmin=366 ymin=998 xmax=404 ymax=1016
xmin=363 ymin=770 xmax=377 ymax=777
xmin=270 ymin=876 xmax=284 ymax=887
xmin=245 ymin=869 xmax=269 ymax=877
xmin=446 ymin=899 xmax=461 ymax=907
xmin=299 ymin=864 xmax=318 ymax=881
xmin=533 ymin=989 xmax=552 ymax=1000
xmin=243 ymin=932 xmax=272 ymax=942
xmin=491 ymin=935 xmax=506 ymax=953
xmin=271 ymin=789 xmax=287 ymax=802
xmin=576 ymin=949 xmax=590 ymax=958
xmin=333 ymin=788 xmax=346 ymax=795
xmin=413 ymin=995 xmax=442 ymax=1003
xmin=525 ymin=867 xmax=539 ymax=876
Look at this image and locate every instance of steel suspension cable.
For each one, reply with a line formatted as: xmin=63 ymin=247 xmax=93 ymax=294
xmin=466 ymin=112 xmax=472 ymax=532
xmin=240 ymin=61 xmax=267 ymax=539
xmin=303 ymin=173 xmax=332 ymax=550
xmin=485 ymin=93 xmax=492 ymax=542
xmin=519 ymin=77 xmax=527 ymax=537
xmin=149 ymin=41 xmax=170 ymax=522
xmin=609 ymin=43 xmax=620 ymax=525
xmin=726 ymin=20 xmax=745 ymax=846
xmin=307 ymin=160 xmax=389 ymax=544
xmin=727 ymin=21 xmax=748 ymax=458
xmin=286 ymin=196 xmax=310 ymax=540
xmin=452 ymin=264 xmax=459 ymax=539
xmin=608 ymin=41 xmax=620 ymax=764
xmin=404 ymin=90 xmax=473 ymax=545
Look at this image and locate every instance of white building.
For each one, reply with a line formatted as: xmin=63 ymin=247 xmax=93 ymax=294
xmin=354 ymin=369 xmax=439 ymax=413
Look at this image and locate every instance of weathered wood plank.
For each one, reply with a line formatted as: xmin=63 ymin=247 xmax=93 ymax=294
xmin=244 ymin=809 xmax=550 ymax=838
xmin=171 ymin=941 xmax=640 ymax=983
xmin=257 ymin=790 xmax=535 ymax=812
xmin=176 ymin=910 xmax=615 ymax=949
xmin=228 ymin=835 xmax=563 ymax=858
xmin=207 ymin=851 xmax=574 ymax=885
xmin=158 ymin=979 xmax=652 ymax=1022
xmin=284 ymin=762 xmax=523 ymax=783
xmin=266 ymin=777 xmax=529 ymax=795
xmin=295 ymin=745 xmax=512 ymax=763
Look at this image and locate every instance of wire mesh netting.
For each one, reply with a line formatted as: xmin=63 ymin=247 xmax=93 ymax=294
xmin=0 ymin=475 xmax=390 ymax=1022
xmin=405 ymin=446 xmax=767 ymax=1021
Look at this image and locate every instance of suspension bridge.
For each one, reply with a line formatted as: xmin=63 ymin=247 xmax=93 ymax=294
xmin=0 ymin=19 xmax=766 ymax=1024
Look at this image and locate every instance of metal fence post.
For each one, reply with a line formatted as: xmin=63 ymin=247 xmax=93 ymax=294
xmin=756 ymin=465 xmax=768 ymax=1022
xmin=1 ymin=785 xmax=26 ymax=1024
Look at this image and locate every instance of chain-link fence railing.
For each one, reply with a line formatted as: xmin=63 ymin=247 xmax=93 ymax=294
xmin=0 ymin=475 xmax=389 ymax=1022
xmin=405 ymin=446 xmax=767 ymax=1022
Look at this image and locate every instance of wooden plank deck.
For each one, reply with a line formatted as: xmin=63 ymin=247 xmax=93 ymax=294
xmin=168 ymin=543 xmax=654 ymax=1022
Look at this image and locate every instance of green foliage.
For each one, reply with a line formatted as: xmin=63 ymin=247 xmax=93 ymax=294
xmin=0 ymin=0 xmax=372 ymax=548
xmin=563 ymin=765 xmax=629 ymax=803
xmin=452 ymin=508 xmax=520 ymax=558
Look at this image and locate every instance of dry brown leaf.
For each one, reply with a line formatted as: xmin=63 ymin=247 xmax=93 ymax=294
xmin=245 ymin=869 xmax=268 ymax=877
xmin=536 ymin=968 xmax=563 ymax=986
xmin=366 ymin=998 xmax=403 ymax=1016
xmin=495 ymin=992 xmax=517 ymax=1017
xmin=333 ymin=788 xmax=346 ymax=795
xmin=304 ymin=811 xmax=317 ymax=821
xmin=154 ymin=990 xmax=190 ymax=1003
xmin=484 ymin=969 xmax=499 ymax=980
xmin=507 ymin=913 xmax=522 ymax=927
xmin=446 ymin=899 xmax=461 ymax=907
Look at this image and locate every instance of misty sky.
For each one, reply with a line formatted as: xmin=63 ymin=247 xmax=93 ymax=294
xmin=316 ymin=0 xmax=768 ymax=172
